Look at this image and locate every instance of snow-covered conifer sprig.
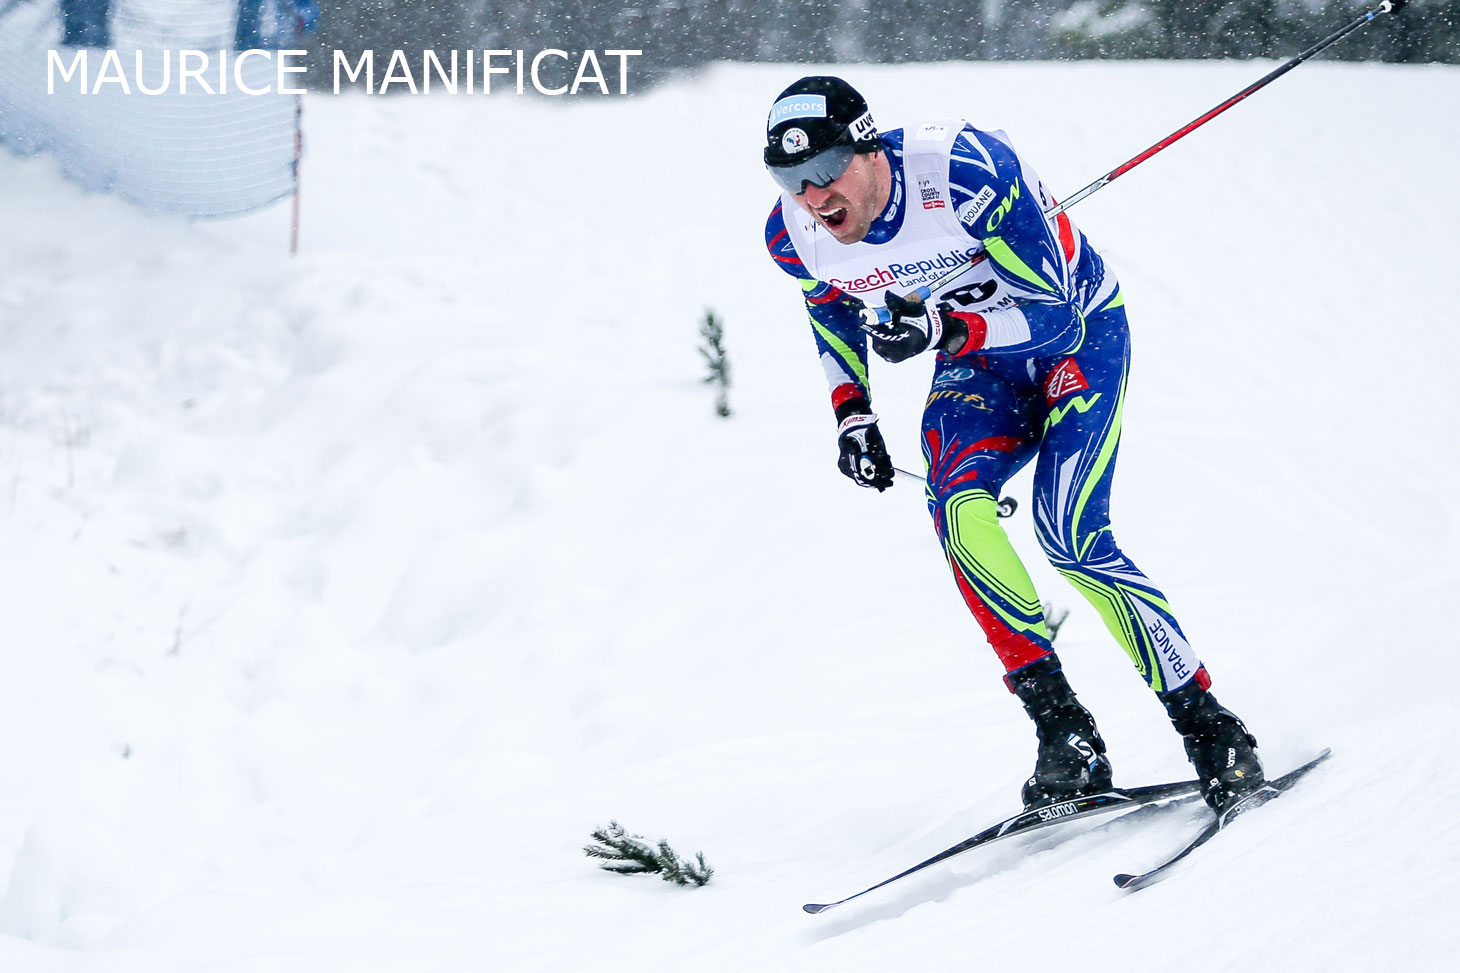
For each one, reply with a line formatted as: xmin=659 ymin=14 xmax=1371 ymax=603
xmin=698 ymin=309 xmax=731 ymax=418
xmin=585 ymin=821 xmax=713 ymax=887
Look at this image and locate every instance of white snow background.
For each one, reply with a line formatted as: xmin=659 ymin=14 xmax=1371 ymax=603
xmin=2 ymin=60 xmax=1458 ymax=971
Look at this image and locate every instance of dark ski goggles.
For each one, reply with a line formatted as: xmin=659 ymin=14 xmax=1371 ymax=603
xmin=765 ymin=137 xmax=858 ymax=196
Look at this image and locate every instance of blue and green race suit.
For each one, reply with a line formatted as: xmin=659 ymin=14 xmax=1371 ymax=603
xmin=766 ymin=122 xmax=1210 ymax=695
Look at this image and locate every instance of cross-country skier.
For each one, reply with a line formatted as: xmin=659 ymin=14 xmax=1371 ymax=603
xmin=763 ymin=76 xmax=1264 ymax=813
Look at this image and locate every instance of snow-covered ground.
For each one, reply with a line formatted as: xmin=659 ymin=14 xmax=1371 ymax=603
xmin=2 ymin=60 xmax=1458 ymax=971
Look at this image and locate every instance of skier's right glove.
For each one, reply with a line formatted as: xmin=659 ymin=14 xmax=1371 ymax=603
xmin=835 ymin=399 xmax=894 ymax=492
xmin=861 ymin=290 xmax=945 ymax=363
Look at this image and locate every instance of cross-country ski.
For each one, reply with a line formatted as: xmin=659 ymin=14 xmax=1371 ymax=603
xmin=1113 ymin=749 xmax=1333 ymax=891
xmin=803 ymin=778 xmax=1201 ymax=914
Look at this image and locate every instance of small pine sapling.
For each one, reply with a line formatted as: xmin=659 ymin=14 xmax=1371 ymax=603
xmin=698 ymin=309 xmax=731 ymax=418
xmin=585 ymin=821 xmax=713 ymax=887
xmin=1043 ymin=602 xmax=1072 ymax=644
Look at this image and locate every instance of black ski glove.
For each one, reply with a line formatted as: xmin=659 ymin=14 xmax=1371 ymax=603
xmin=834 ymin=398 xmax=894 ymax=492
xmin=862 ymin=290 xmax=947 ymax=363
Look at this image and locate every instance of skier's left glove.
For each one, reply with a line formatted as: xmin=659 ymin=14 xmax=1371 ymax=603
xmin=835 ymin=398 xmax=895 ymax=492
xmin=861 ymin=290 xmax=946 ymax=363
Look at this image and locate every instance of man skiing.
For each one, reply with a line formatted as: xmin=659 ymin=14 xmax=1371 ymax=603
xmin=762 ymin=76 xmax=1264 ymax=814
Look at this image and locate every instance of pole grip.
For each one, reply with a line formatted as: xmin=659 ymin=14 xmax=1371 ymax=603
xmin=862 ymin=284 xmax=936 ymax=327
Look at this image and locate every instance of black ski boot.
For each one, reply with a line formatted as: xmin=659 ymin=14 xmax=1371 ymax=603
xmin=1159 ymin=679 xmax=1265 ymax=813
xmin=1008 ymin=655 xmax=1114 ymax=809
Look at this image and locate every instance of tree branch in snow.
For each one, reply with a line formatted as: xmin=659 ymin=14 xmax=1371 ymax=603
xmin=585 ymin=821 xmax=713 ymax=887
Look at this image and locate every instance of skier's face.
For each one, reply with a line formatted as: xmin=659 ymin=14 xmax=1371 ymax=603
xmin=794 ymin=150 xmax=891 ymax=245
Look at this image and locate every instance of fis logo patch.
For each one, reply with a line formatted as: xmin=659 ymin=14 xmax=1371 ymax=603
xmin=1044 ymin=358 xmax=1090 ymax=406
xmin=957 ymin=186 xmax=997 ymax=227
xmin=916 ymin=172 xmax=945 ymax=210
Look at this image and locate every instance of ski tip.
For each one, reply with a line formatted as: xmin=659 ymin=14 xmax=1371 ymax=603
xmin=1113 ymin=873 xmax=1138 ymax=889
xmin=1275 ymin=747 xmax=1334 ymax=784
xmin=1302 ymin=745 xmax=1337 ymax=777
xmin=803 ymin=903 xmax=831 ymax=915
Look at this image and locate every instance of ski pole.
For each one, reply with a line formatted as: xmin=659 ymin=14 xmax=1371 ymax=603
xmin=893 ymin=466 xmax=1018 ymax=518
xmin=865 ymin=0 xmax=1407 ymax=325
xmin=1046 ymin=0 xmax=1406 ymax=220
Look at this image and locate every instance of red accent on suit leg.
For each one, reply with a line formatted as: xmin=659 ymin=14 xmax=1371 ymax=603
xmin=1194 ymin=666 xmax=1212 ymax=691
xmin=1043 ymin=358 xmax=1091 ymax=406
xmin=967 ymin=436 xmax=1021 ymax=453
xmin=948 ymin=556 xmax=1049 ymax=674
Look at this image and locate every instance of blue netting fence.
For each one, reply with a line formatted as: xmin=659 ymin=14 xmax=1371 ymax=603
xmin=0 ymin=0 xmax=309 ymax=218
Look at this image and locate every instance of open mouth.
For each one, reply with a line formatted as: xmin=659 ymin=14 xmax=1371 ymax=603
xmin=817 ymin=206 xmax=848 ymax=229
